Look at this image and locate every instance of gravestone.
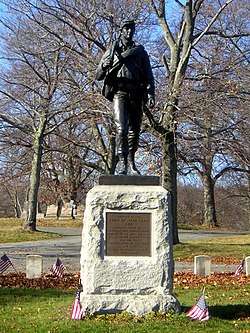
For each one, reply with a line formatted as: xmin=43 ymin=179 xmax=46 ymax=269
xmin=26 ymin=255 xmax=43 ymax=278
xmin=80 ymin=176 xmax=180 ymax=315
xmin=194 ymin=255 xmax=211 ymax=276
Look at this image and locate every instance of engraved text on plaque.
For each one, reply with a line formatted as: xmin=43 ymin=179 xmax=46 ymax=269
xmin=106 ymin=212 xmax=151 ymax=256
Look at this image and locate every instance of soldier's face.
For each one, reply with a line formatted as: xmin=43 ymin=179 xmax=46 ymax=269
xmin=121 ymin=25 xmax=135 ymax=41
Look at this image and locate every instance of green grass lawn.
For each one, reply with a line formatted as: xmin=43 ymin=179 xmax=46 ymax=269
xmin=0 ymin=218 xmax=82 ymax=243
xmin=174 ymin=235 xmax=250 ymax=264
xmin=0 ymin=284 xmax=249 ymax=333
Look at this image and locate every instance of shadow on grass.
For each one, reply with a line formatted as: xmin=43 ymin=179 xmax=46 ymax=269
xmin=182 ymin=304 xmax=250 ymax=319
xmin=0 ymin=287 xmax=72 ymax=304
xmin=209 ymin=305 xmax=250 ymax=319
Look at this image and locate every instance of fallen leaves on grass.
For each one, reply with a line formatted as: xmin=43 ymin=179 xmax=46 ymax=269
xmin=174 ymin=272 xmax=250 ymax=287
xmin=0 ymin=272 xmax=249 ymax=289
xmin=0 ymin=273 xmax=80 ymax=289
xmin=175 ymin=256 xmax=240 ymax=265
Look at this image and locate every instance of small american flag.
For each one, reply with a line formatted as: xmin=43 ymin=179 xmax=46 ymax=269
xmin=0 ymin=254 xmax=12 ymax=273
xmin=50 ymin=258 xmax=66 ymax=277
xmin=186 ymin=293 xmax=209 ymax=321
xmin=71 ymin=289 xmax=83 ymax=320
xmin=235 ymin=258 xmax=245 ymax=276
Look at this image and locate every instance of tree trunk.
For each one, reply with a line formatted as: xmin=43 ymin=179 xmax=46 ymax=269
xmin=14 ymin=191 xmax=22 ymax=218
xmin=161 ymin=131 xmax=179 ymax=244
xmin=23 ymin=134 xmax=43 ymax=231
xmin=202 ymin=174 xmax=218 ymax=227
xmin=248 ymin=173 xmax=250 ymax=229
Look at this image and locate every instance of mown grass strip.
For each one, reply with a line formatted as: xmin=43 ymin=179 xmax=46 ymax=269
xmin=174 ymin=235 xmax=250 ymax=263
xmin=0 ymin=285 xmax=249 ymax=333
xmin=0 ymin=228 xmax=63 ymax=243
xmin=0 ymin=218 xmax=81 ymax=243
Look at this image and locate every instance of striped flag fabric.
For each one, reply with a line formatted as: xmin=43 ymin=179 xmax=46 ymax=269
xmin=235 ymin=258 xmax=245 ymax=276
xmin=50 ymin=258 xmax=66 ymax=277
xmin=71 ymin=289 xmax=83 ymax=320
xmin=0 ymin=254 xmax=12 ymax=273
xmin=186 ymin=293 xmax=209 ymax=321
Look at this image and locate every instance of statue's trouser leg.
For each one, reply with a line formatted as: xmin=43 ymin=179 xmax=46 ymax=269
xmin=128 ymin=95 xmax=143 ymax=174
xmin=113 ymin=92 xmax=143 ymax=174
xmin=113 ymin=93 xmax=129 ymax=174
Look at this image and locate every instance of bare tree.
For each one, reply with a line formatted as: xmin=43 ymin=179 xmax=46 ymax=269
xmin=175 ymin=0 xmax=250 ymax=226
xmin=178 ymin=86 xmax=248 ymax=226
xmin=146 ymin=0 xmax=250 ymax=241
xmin=0 ymin=2 xmax=87 ymax=230
xmin=0 ymin=171 xmax=26 ymax=217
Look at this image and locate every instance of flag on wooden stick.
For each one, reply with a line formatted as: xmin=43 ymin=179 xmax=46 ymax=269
xmin=71 ymin=288 xmax=83 ymax=320
xmin=186 ymin=292 xmax=209 ymax=321
xmin=235 ymin=258 xmax=245 ymax=276
xmin=0 ymin=254 xmax=13 ymax=273
xmin=50 ymin=258 xmax=66 ymax=277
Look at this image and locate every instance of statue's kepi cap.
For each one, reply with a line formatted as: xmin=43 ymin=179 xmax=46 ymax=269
xmin=120 ymin=20 xmax=136 ymax=29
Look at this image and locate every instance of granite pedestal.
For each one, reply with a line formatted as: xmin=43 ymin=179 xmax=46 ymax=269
xmin=80 ymin=176 xmax=179 ymax=315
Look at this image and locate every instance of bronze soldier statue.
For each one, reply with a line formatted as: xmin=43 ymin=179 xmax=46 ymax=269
xmin=96 ymin=20 xmax=155 ymax=175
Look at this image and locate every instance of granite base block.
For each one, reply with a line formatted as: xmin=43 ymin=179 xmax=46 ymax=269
xmin=80 ymin=184 xmax=180 ymax=315
xmin=81 ymin=294 xmax=180 ymax=316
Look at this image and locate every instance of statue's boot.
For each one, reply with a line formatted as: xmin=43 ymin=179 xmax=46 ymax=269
xmin=129 ymin=152 xmax=141 ymax=175
xmin=119 ymin=154 xmax=128 ymax=175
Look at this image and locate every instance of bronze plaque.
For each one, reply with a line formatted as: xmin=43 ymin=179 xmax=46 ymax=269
xmin=106 ymin=212 xmax=151 ymax=256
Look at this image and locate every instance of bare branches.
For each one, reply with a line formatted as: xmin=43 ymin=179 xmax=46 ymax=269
xmin=192 ymin=0 xmax=234 ymax=47
xmin=194 ymin=31 xmax=250 ymax=39
xmin=174 ymin=0 xmax=185 ymax=8
xmin=0 ymin=113 xmax=31 ymax=135
xmin=151 ymin=0 xmax=176 ymax=49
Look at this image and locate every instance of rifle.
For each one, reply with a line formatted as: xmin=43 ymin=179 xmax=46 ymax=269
xmin=101 ymin=37 xmax=121 ymax=101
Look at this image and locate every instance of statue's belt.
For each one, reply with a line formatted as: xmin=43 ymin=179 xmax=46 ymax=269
xmin=116 ymin=81 xmax=143 ymax=92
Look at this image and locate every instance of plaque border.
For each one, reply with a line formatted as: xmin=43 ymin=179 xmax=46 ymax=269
xmin=104 ymin=210 xmax=153 ymax=258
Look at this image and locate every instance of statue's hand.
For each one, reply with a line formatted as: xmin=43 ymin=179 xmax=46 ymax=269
xmin=146 ymin=96 xmax=155 ymax=109
xmin=102 ymin=56 xmax=113 ymax=70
